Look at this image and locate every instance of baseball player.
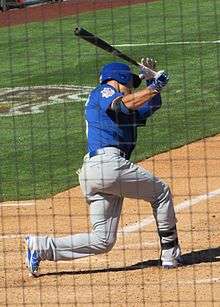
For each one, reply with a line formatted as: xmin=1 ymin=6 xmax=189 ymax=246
xmin=25 ymin=58 xmax=182 ymax=276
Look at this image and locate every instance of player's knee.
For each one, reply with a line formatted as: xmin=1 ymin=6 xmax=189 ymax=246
xmin=104 ymin=239 xmax=116 ymax=252
xmin=100 ymin=238 xmax=116 ymax=253
xmin=160 ymin=180 xmax=171 ymax=196
xmin=106 ymin=238 xmax=116 ymax=252
xmin=162 ymin=181 xmax=171 ymax=196
xmin=152 ymin=180 xmax=172 ymax=207
xmin=95 ymin=235 xmax=117 ymax=254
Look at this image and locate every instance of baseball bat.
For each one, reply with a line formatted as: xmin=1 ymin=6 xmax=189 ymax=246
xmin=74 ymin=27 xmax=157 ymax=78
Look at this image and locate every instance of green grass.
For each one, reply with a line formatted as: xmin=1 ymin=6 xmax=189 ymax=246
xmin=0 ymin=103 xmax=87 ymax=199
xmin=0 ymin=0 xmax=219 ymax=200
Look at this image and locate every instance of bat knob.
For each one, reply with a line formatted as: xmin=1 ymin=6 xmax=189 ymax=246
xmin=74 ymin=27 xmax=81 ymax=36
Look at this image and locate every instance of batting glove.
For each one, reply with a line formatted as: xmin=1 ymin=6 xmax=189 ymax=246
xmin=141 ymin=57 xmax=157 ymax=70
xmin=148 ymin=70 xmax=170 ymax=92
xmin=139 ymin=57 xmax=157 ymax=81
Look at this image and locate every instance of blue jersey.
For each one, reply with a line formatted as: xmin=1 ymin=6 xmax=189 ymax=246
xmin=85 ymin=83 xmax=161 ymax=158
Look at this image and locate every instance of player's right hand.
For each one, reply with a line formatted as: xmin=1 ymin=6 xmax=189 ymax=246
xmin=149 ymin=70 xmax=170 ymax=91
xmin=141 ymin=57 xmax=157 ymax=70
xmin=139 ymin=57 xmax=157 ymax=81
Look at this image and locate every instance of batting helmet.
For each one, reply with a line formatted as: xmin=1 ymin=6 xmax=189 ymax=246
xmin=99 ymin=62 xmax=141 ymax=88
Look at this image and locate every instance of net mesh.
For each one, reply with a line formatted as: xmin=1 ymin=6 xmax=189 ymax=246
xmin=0 ymin=0 xmax=219 ymax=305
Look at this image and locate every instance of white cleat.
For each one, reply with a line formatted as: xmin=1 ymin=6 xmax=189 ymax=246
xmin=25 ymin=236 xmax=41 ymax=277
xmin=161 ymin=244 xmax=182 ymax=269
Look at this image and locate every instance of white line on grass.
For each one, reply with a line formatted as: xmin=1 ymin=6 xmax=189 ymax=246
xmin=0 ymin=188 xmax=220 ymax=240
xmin=114 ymin=40 xmax=220 ymax=47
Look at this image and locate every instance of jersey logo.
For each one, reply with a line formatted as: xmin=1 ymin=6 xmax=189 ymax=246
xmin=101 ymin=87 xmax=115 ymax=98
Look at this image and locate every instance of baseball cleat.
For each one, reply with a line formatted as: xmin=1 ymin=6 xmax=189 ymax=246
xmin=161 ymin=256 xmax=183 ymax=269
xmin=161 ymin=244 xmax=182 ymax=269
xmin=25 ymin=236 xmax=41 ymax=277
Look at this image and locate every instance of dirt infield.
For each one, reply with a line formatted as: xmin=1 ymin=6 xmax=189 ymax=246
xmin=0 ymin=134 xmax=220 ymax=306
xmin=0 ymin=0 xmax=158 ymax=28
xmin=0 ymin=0 xmax=219 ymax=305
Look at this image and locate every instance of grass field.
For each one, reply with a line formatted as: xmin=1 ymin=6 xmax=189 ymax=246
xmin=0 ymin=0 xmax=219 ymax=201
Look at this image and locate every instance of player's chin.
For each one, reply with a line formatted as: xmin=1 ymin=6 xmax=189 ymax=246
xmin=120 ymin=85 xmax=132 ymax=95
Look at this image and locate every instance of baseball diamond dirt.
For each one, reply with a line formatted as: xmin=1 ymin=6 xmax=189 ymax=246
xmin=0 ymin=134 xmax=220 ymax=305
xmin=0 ymin=0 xmax=219 ymax=306
xmin=0 ymin=0 xmax=158 ymax=28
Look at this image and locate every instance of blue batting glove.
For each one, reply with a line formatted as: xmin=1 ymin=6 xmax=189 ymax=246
xmin=148 ymin=70 xmax=170 ymax=91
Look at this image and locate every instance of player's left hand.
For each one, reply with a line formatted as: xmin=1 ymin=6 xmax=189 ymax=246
xmin=139 ymin=57 xmax=157 ymax=80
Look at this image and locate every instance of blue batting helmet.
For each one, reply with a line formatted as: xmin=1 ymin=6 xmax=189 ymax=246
xmin=99 ymin=62 xmax=141 ymax=88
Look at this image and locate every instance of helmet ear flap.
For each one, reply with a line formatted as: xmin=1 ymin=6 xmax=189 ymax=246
xmin=132 ymin=74 xmax=142 ymax=88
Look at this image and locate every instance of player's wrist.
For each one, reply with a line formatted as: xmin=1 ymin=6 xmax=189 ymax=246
xmin=146 ymin=86 xmax=159 ymax=95
xmin=148 ymin=83 xmax=161 ymax=92
xmin=145 ymin=78 xmax=155 ymax=87
xmin=148 ymin=70 xmax=170 ymax=92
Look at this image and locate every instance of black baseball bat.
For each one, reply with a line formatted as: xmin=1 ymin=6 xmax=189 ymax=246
xmin=74 ymin=27 xmax=140 ymax=67
xmin=74 ymin=27 xmax=157 ymax=78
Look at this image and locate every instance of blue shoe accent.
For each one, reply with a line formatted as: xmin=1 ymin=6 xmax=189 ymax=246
xmin=25 ymin=236 xmax=41 ymax=277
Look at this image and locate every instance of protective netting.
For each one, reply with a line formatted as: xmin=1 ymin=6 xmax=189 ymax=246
xmin=0 ymin=0 xmax=219 ymax=305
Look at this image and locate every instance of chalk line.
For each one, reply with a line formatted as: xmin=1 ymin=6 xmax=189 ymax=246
xmin=119 ymin=187 xmax=220 ymax=235
xmin=114 ymin=40 xmax=220 ymax=47
xmin=130 ymin=277 xmax=220 ymax=285
xmin=0 ymin=201 xmax=36 ymax=208
xmin=0 ymin=188 xmax=220 ymax=240
xmin=149 ymin=277 xmax=220 ymax=285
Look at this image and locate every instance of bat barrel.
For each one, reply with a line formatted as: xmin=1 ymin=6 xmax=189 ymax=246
xmin=74 ymin=27 xmax=140 ymax=67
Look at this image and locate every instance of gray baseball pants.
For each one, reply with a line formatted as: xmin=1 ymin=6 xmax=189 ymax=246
xmin=30 ymin=147 xmax=177 ymax=261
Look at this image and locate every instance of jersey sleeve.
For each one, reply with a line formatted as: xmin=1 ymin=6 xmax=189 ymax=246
xmin=98 ymin=86 xmax=123 ymax=111
xmin=136 ymin=93 xmax=162 ymax=121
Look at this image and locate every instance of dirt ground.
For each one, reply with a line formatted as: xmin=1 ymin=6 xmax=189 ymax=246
xmin=0 ymin=1 xmax=219 ymax=306
xmin=0 ymin=134 xmax=220 ymax=306
xmin=0 ymin=0 xmax=157 ymax=28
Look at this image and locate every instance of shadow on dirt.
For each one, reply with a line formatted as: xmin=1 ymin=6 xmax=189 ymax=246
xmin=39 ymin=246 xmax=220 ymax=277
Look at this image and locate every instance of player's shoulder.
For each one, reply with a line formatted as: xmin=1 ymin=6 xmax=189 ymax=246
xmin=96 ymin=84 xmax=118 ymax=98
